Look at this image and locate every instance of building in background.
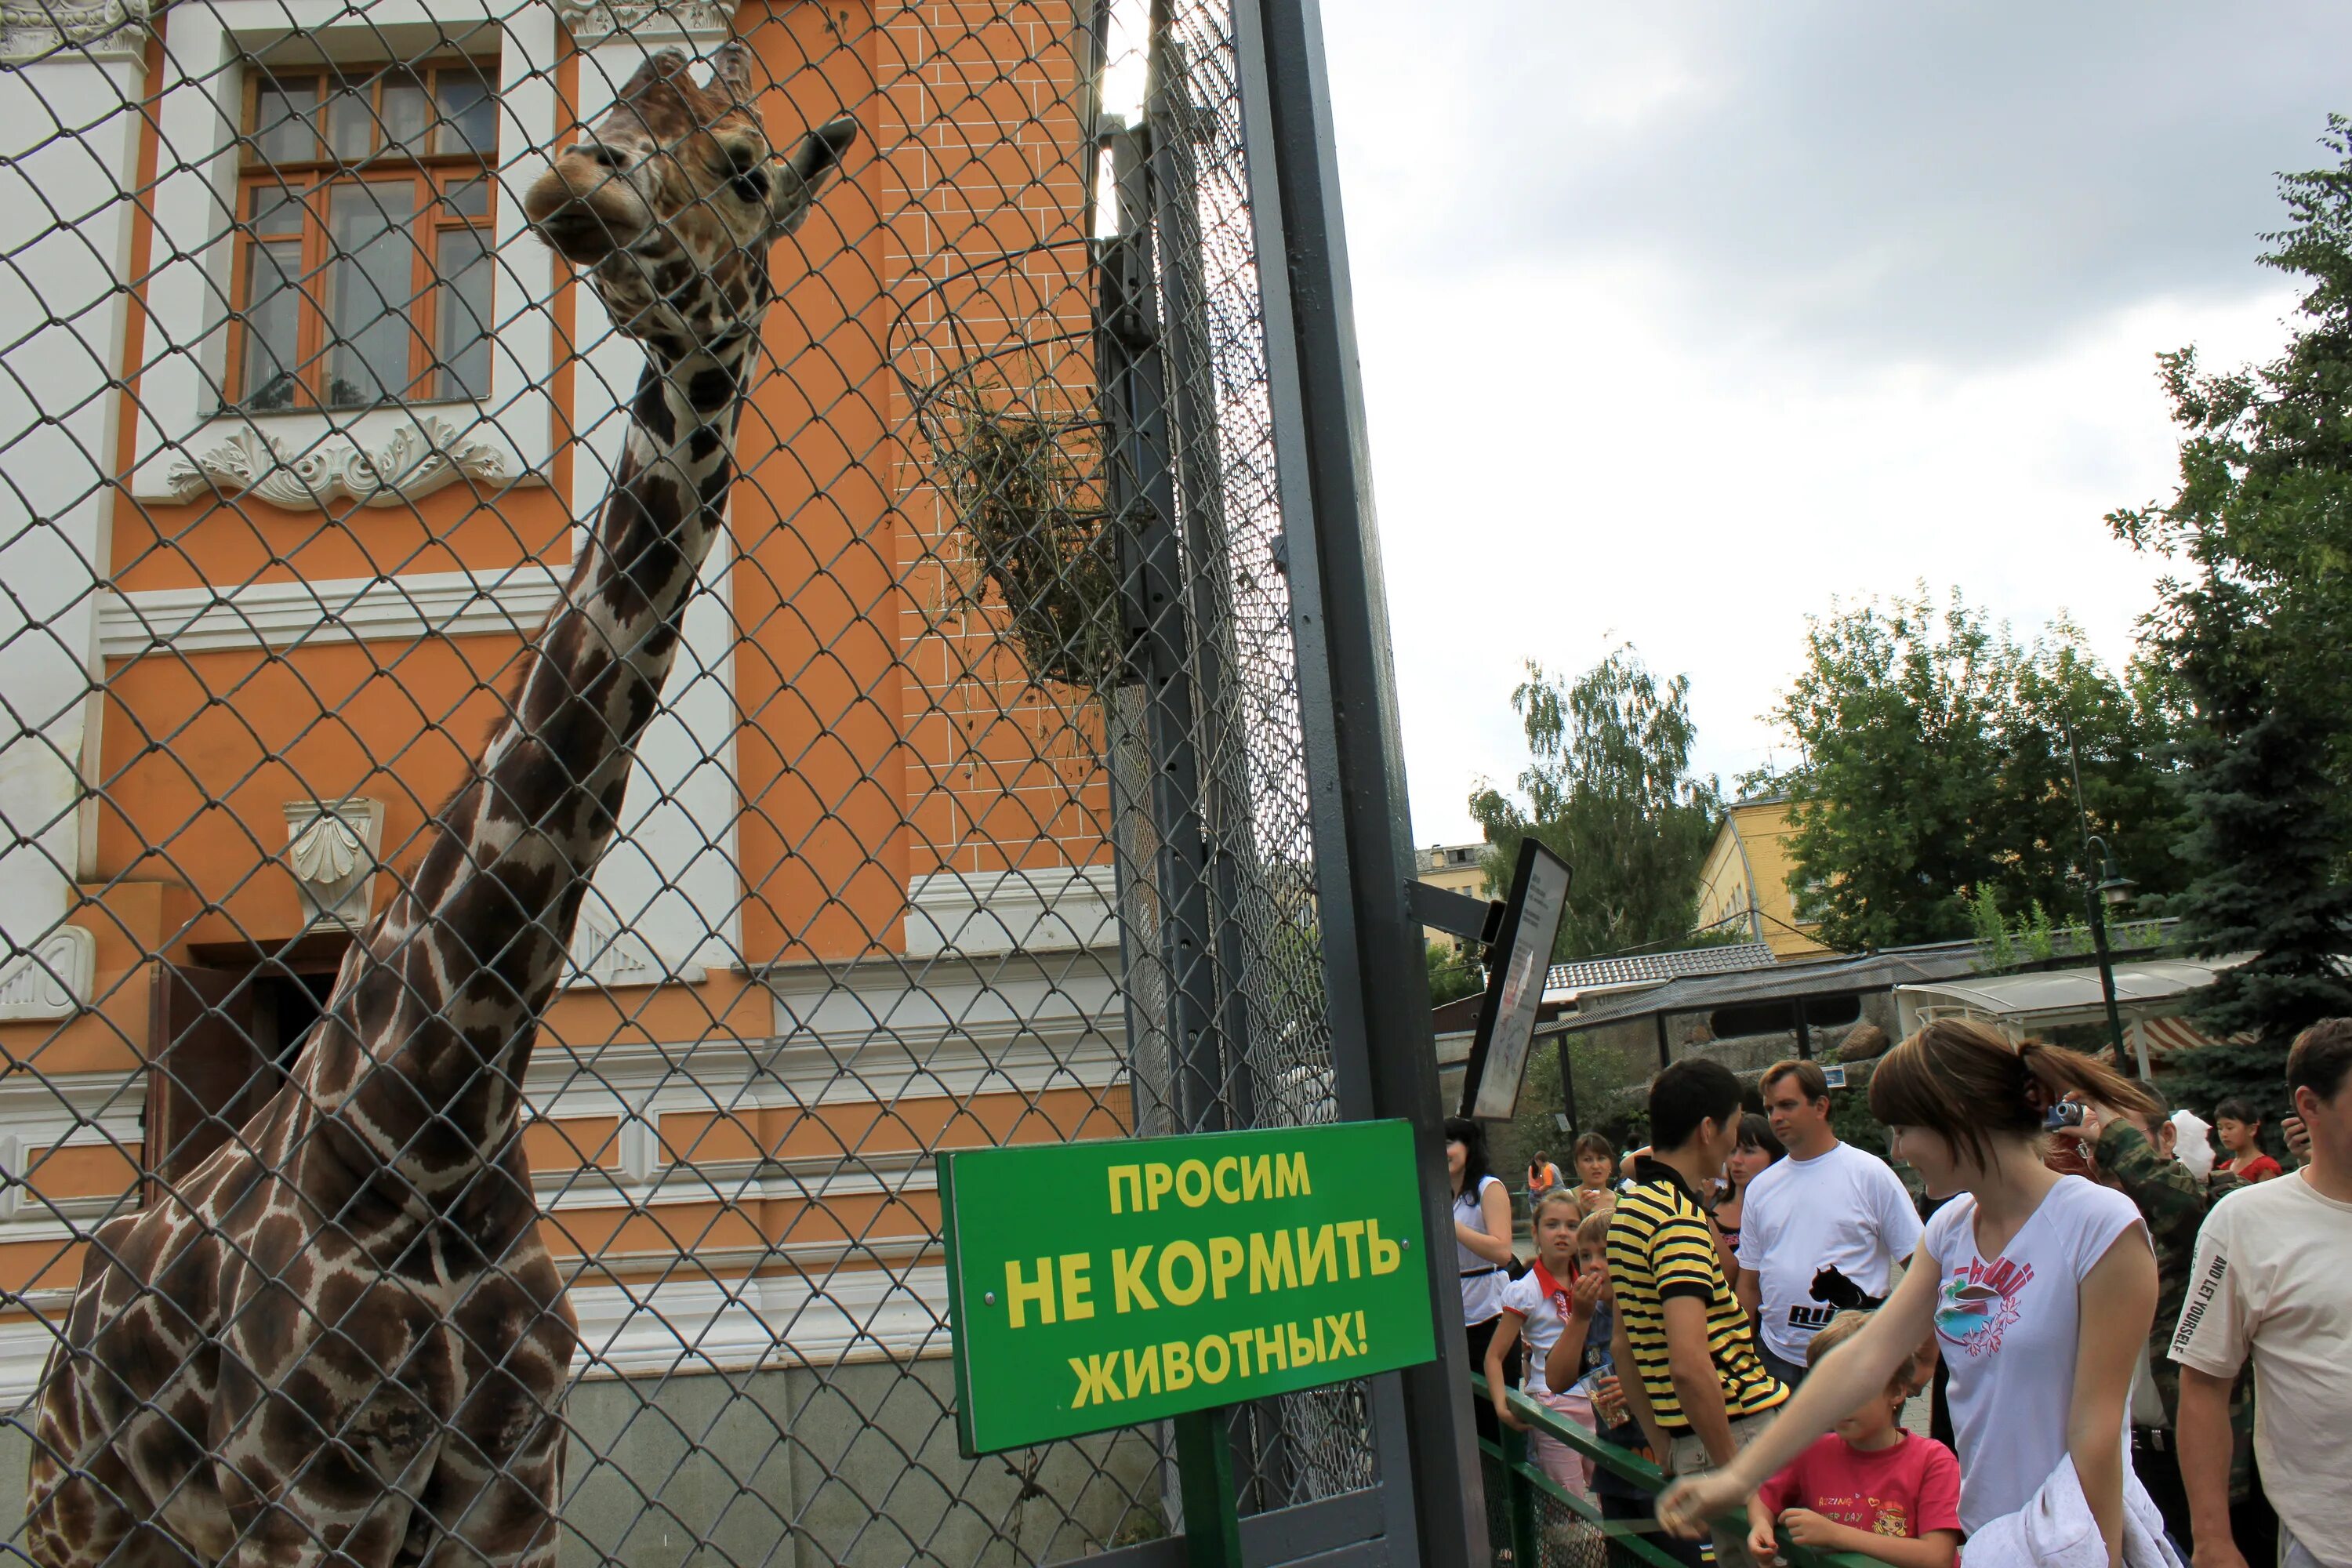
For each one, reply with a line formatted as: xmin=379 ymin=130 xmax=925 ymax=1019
xmin=0 ymin=5 xmax=1151 ymax=1545
xmin=1691 ymin=796 xmax=1832 ymax=960
xmin=1416 ymin=839 xmax=1488 ymax=947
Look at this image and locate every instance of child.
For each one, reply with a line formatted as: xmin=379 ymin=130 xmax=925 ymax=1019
xmin=1538 ymin=1212 xmax=1619 ymax=1496
xmin=1571 ymin=1131 xmax=1618 ymax=1205
xmin=2212 ymin=1098 xmax=2284 ymax=1182
xmin=1548 ymin=1211 xmax=1691 ymax=1563
xmin=1483 ymin=1188 xmax=1592 ymax=1492
xmin=1745 ymin=1310 xmax=1961 ymax=1568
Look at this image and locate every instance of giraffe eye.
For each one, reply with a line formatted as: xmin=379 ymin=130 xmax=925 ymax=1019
xmin=731 ymin=167 xmax=771 ymax=204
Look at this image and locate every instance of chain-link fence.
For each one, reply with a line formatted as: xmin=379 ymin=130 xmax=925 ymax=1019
xmin=0 ymin=0 xmax=1473 ymax=1562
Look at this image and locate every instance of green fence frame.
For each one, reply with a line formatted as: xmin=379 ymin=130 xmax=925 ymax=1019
xmin=1474 ymin=1378 xmax=1885 ymax=1568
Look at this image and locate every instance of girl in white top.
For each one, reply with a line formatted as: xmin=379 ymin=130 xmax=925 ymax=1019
xmin=1447 ymin=1116 xmax=1517 ymax=1443
xmin=1657 ymin=1020 xmax=2165 ymax=1564
xmin=1483 ymin=1187 xmax=1597 ymax=1490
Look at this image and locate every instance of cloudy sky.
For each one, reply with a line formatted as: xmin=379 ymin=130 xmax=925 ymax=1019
xmin=1312 ymin=3 xmax=2351 ymax=845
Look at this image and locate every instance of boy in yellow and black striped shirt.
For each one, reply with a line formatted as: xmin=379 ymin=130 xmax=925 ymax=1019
xmin=1608 ymin=1058 xmax=1787 ymax=1566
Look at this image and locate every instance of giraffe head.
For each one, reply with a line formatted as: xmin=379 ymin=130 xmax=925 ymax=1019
xmin=524 ymin=42 xmax=856 ymax=360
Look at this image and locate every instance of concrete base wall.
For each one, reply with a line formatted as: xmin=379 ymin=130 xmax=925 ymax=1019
xmin=0 ymin=1363 xmax=1165 ymax=1566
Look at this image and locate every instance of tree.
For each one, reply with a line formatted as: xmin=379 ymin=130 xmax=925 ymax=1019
xmin=1425 ymin=941 xmax=1483 ymax=1006
xmin=1468 ymin=648 xmax=1722 ymax=960
xmin=2110 ymin=116 xmax=2352 ymax=1120
xmin=1768 ymin=590 xmax=2187 ymax=952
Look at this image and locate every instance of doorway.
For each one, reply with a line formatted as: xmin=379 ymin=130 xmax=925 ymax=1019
xmin=143 ymin=940 xmax=344 ymax=1192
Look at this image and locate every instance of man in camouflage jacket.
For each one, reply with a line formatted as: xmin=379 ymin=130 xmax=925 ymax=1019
xmin=2057 ymin=1098 xmax=2263 ymax=1556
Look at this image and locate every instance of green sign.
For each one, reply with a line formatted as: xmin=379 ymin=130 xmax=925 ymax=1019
xmin=937 ymin=1120 xmax=1439 ymax=1456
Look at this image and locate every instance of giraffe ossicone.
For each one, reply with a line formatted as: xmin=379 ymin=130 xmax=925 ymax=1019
xmin=24 ymin=44 xmax=854 ymax=1568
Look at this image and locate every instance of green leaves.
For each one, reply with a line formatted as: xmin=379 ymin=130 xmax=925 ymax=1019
xmin=1769 ymin=589 xmax=2188 ymax=953
xmin=1467 ymin=647 xmax=1721 ymax=962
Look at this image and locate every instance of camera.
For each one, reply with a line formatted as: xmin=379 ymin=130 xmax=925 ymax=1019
xmin=2043 ymin=1102 xmax=2086 ymax=1131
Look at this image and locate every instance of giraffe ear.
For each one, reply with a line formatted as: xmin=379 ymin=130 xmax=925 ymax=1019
xmin=768 ymin=114 xmax=858 ymax=235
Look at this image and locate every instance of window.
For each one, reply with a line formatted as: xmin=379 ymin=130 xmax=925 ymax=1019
xmin=230 ymin=59 xmax=498 ymax=412
xmin=1708 ymin=993 xmax=1863 ymax=1040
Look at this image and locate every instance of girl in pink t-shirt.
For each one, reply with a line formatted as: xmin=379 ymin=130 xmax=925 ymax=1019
xmin=1746 ymin=1312 xmax=1959 ymax=1568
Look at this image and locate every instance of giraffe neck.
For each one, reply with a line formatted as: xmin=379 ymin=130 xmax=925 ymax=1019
xmin=303 ymin=332 xmax=757 ymax=1216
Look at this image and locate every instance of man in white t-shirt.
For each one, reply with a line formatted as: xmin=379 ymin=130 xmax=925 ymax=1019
xmin=2173 ymin=1019 xmax=2352 ymax=1568
xmin=1735 ymin=1058 xmax=1923 ymax=1387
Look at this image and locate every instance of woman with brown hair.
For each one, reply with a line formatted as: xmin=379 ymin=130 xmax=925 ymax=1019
xmin=1710 ymin=1111 xmax=1786 ymax=1271
xmin=1654 ymin=1020 xmax=2174 ymax=1565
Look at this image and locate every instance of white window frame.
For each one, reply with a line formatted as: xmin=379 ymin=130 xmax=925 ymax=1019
xmin=128 ymin=0 xmax=568 ymax=507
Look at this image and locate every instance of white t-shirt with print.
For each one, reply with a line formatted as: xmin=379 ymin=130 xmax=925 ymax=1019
xmin=1735 ymin=1139 xmax=1925 ymax=1364
xmin=1922 ymin=1174 xmax=2147 ymax=1534
xmin=1498 ymin=1261 xmax=1577 ymax=1395
xmin=1456 ymin=1175 xmax=1508 ymax=1324
xmin=2171 ymin=1171 xmax=2352 ymax=1566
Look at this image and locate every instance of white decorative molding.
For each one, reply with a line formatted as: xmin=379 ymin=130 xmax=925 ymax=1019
xmin=0 ymin=1265 xmax=950 ymax=1403
xmin=163 ymin=414 xmax=507 ymax=510
xmin=282 ymin=797 xmax=383 ymax=928
xmin=555 ymin=0 xmax=731 ymax=45
xmin=2 ymin=0 xmax=154 ymax=63
xmin=100 ymin=564 xmax=566 ymax=659
xmin=0 ymin=924 xmax=96 ymax=1020
xmin=903 ymin=866 xmax=1120 ymax=958
xmin=569 ymin=1265 xmax=949 ymax=1381
xmin=565 ymin=913 xmax=706 ymax=990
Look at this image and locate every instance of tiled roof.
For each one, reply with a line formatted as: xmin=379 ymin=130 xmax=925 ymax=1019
xmin=1545 ymin=942 xmax=1777 ymax=993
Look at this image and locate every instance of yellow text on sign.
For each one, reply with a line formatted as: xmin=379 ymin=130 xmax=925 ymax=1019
xmin=1000 ymin=1218 xmax=1406 ymax=1328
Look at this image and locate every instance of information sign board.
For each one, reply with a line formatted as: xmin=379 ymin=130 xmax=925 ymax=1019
xmin=938 ymin=1120 xmax=1439 ymax=1456
xmin=1459 ymin=838 xmax=1572 ymax=1120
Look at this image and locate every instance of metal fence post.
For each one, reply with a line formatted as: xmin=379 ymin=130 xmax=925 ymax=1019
xmin=1230 ymin=0 xmax=1486 ymax=1563
xmin=1500 ymin=1428 xmax=1541 ymax=1568
xmin=1098 ymin=125 xmax=1231 ymax=1137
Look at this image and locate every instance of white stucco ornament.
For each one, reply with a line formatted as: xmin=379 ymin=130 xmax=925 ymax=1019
xmin=164 ymin=416 xmax=506 ymax=510
xmin=2 ymin=0 xmax=155 ymax=63
xmin=283 ymin=798 xmax=384 ymax=928
xmin=0 ymin=925 xmax=95 ymax=1021
xmin=554 ymin=0 xmax=730 ymax=44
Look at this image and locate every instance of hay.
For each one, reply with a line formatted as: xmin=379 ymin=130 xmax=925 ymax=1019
xmin=923 ymin=374 xmax=1123 ymax=695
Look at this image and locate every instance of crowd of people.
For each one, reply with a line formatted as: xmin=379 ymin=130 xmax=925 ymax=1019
xmin=1450 ymin=1018 xmax=2352 ymax=1568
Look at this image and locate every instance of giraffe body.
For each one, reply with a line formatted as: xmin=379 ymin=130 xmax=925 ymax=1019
xmin=25 ymin=47 xmax=855 ymax=1566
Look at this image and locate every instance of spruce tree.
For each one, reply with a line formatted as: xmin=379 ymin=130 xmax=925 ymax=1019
xmin=2113 ymin=117 xmax=2352 ymax=1123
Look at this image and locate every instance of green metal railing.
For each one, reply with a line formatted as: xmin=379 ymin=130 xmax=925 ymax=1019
xmin=1474 ymin=1379 xmax=1882 ymax=1568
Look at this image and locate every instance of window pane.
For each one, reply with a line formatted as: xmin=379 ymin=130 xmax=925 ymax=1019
xmin=323 ymin=74 xmax=375 ymax=163
xmin=241 ymin=238 xmax=303 ymax=410
xmin=381 ymin=71 xmax=429 ymax=156
xmin=434 ymin=71 xmax=496 ymax=156
xmin=443 ymin=176 xmax=491 ymax=219
xmin=246 ymin=180 xmax=304 ymax=236
xmin=434 ymin=224 xmax=492 ymax=401
xmin=252 ymin=77 xmax=318 ymax=164
xmin=324 ymin=180 xmax=420 ymax=407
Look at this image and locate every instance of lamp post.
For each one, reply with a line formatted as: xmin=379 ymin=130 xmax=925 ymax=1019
xmin=2062 ymin=721 xmax=2144 ymax=1077
xmin=2077 ymin=834 xmax=2139 ymax=1075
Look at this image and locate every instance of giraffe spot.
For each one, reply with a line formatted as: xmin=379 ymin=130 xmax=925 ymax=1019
xmin=685 ymin=365 xmax=737 ymax=409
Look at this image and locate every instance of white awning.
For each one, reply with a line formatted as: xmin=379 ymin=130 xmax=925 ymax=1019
xmin=1895 ymin=955 xmax=2249 ymax=1037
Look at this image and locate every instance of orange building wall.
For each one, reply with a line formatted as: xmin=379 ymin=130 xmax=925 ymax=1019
xmin=5 ymin=0 xmax=1126 ymax=1307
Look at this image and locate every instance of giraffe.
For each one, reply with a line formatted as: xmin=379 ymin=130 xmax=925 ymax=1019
xmin=24 ymin=44 xmax=856 ymax=1566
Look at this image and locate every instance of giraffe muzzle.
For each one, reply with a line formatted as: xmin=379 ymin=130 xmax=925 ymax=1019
xmin=524 ymin=162 xmax=653 ymax=265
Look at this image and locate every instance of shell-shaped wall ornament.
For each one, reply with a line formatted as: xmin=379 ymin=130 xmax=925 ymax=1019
xmin=281 ymin=797 xmax=386 ymax=928
xmin=288 ymin=811 xmax=365 ymax=886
